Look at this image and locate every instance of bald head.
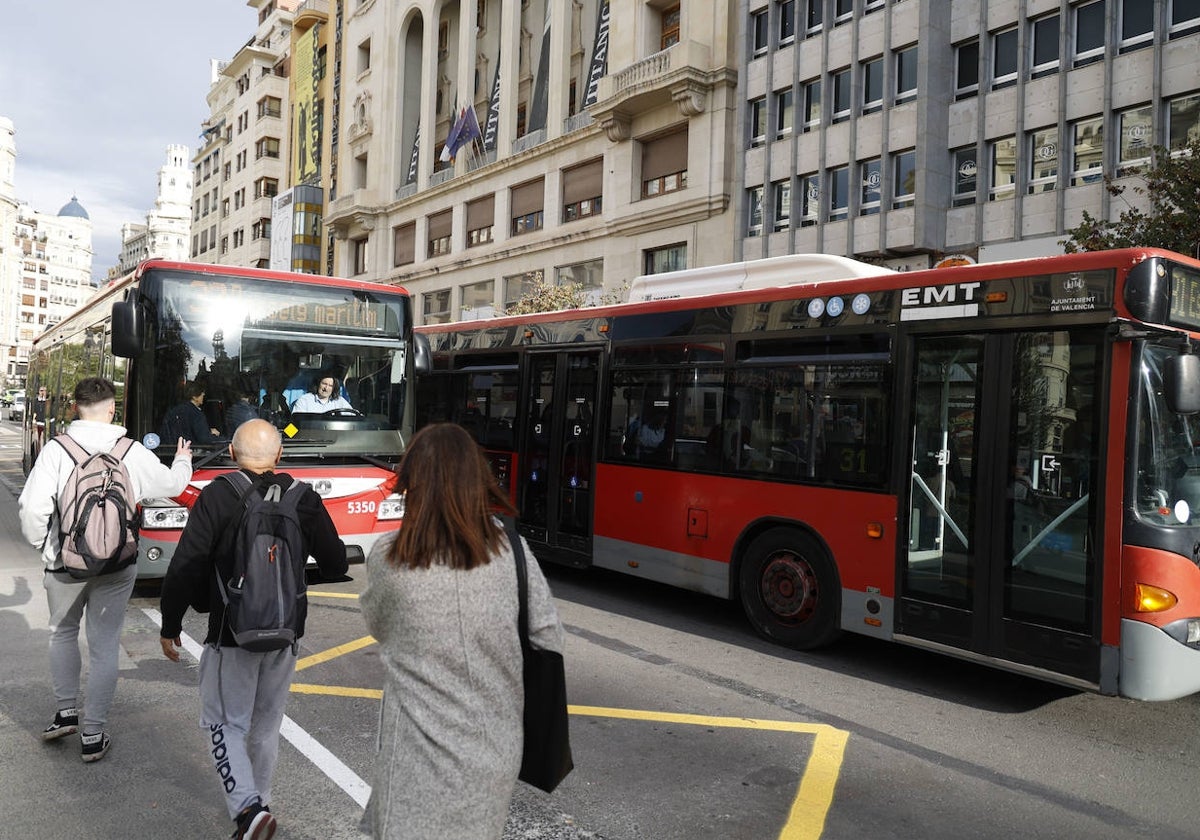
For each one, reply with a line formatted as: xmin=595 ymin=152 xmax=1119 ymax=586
xmin=230 ymin=419 xmax=282 ymax=472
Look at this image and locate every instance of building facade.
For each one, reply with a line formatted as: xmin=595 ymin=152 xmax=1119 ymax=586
xmin=192 ymin=0 xmax=299 ymax=269
xmin=113 ymin=144 xmax=194 ymax=277
xmin=320 ymin=0 xmax=740 ymax=324
xmin=739 ymin=0 xmax=1200 ymax=269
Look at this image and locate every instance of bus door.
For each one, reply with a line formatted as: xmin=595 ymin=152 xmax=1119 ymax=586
xmin=898 ymin=330 xmax=1104 ymax=684
xmin=518 ymin=350 xmax=600 ymax=562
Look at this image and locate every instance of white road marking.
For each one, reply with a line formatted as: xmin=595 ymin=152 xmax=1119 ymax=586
xmin=140 ymin=607 xmax=372 ymax=807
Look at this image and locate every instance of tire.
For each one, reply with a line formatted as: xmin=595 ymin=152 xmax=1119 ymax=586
xmin=738 ymin=528 xmax=841 ymax=650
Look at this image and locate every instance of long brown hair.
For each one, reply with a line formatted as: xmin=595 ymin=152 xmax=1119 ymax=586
xmin=385 ymin=423 xmax=518 ymax=569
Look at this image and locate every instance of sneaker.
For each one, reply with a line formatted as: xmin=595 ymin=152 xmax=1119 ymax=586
xmin=41 ymin=708 xmax=78 ymax=741
xmin=80 ymin=732 xmax=110 ymax=763
xmin=231 ymin=802 xmax=276 ymax=840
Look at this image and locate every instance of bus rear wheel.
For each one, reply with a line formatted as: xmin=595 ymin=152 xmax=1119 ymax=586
xmin=738 ymin=528 xmax=840 ymax=650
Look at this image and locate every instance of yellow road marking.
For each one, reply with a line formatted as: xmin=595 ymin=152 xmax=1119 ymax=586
xmin=295 ymin=635 xmax=376 ymax=672
xmin=292 ymin=683 xmax=383 ymax=699
xmin=307 ymin=591 xmax=361 ymax=599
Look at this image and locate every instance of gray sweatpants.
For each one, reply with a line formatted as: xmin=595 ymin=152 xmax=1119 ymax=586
xmin=44 ymin=564 xmax=138 ymax=735
xmin=197 ymin=644 xmax=296 ymax=819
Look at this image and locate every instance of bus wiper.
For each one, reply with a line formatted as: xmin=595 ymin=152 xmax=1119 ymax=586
xmin=192 ymin=448 xmax=231 ymax=470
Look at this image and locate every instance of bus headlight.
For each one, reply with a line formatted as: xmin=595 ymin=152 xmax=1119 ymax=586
xmin=142 ymin=506 xmax=189 ymax=529
xmin=377 ymin=497 xmax=405 ymax=521
xmin=1135 ymin=583 xmax=1178 ymax=612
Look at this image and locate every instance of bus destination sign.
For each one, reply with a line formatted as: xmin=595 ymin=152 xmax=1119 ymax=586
xmin=1168 ymin=264 xmax=1200 ymax=331
xmin=259 ymin=299 xmax=385 ymax=333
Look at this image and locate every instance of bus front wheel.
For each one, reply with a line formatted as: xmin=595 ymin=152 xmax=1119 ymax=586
xmin=738 ymin=528 xmax=841 ymax=650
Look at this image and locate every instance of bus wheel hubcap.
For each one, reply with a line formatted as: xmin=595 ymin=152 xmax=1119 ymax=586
xmin=761 ymin=551 xmax=816 ymax=623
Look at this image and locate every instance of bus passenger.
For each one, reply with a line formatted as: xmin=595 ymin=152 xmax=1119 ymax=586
xmin=160 ymin=381 xmax=221 ymax=444
xmin=224 ymin=388 xmax=261 ymax=434
xmin=359 ymin=423 xmax=565 ymax=839
xmin=20 ymin=377 xmax=193 ymax=763
xmin=291 ymin=375 xmax=353 ymax=413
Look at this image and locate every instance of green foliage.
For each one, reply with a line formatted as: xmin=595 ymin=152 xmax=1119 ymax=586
xmin=504 ymin=280 xmax=627 ymax=315
xmin=1062 ymin=138 xmax=1200 ymax=258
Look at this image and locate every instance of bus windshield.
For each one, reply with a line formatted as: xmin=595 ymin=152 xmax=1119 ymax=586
xmin=1135 ymin=341 xmax=1200 ymax=526
xmin=147 ymin=270 xmax=410 ymax=461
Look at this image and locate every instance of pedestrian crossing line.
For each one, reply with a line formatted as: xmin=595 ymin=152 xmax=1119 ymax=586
xmin=295 ymin=635 xmax=376 ymax=671
xmin=291 ymin=683 xmax=382 ymax=699
xmin=569 ymin=705 xmax=848 ymax=840
xmin=307 ymin=591 xmax=361 ymax=599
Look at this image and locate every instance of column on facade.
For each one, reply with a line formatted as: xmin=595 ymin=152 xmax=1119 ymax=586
xmin=496 ymin=0 xmax=520 ymax=160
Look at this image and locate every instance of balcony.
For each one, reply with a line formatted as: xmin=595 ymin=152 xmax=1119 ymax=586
xmin=588 ymin=40 xmax=735 ymax=142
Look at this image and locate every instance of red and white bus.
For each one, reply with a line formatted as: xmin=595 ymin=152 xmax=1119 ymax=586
xmin=416 ymin=248 xmax=1200 ymax=700
xmin=25 ymin=259 xmax=427 ymax=577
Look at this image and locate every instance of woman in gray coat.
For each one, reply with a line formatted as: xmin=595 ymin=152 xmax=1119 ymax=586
xmin=360 ymin=423 xmax=565 ymax=840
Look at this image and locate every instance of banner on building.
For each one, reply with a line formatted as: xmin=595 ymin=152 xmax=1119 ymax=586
xmin=582 ymin=1 xmax=610 ymax=109
xmin=406 ymin=123 xmax=420 ymax=184
xmin=293 ymin=26 xmax=320 ymax=183
xmin=483 ymin=65 xmax=500 ymax=151
xmin=527 ymin=4 xmax=551 ymax=133
xmin=270 ymin=190 xmax=295 ymax=272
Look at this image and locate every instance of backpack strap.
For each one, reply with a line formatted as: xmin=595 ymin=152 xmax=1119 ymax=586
xmin=53 ymin=434 xmax=87 ymax=466
xmin=110 ymin=437 xmax=135 ymax=461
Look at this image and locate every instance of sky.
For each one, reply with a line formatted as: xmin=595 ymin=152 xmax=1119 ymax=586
xmin=0 ymin=1 xmax=259 ymax=283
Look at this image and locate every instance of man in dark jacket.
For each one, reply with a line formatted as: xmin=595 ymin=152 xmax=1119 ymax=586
xmin=159 ymin=419 xmax=347 ymax=840
xmin=160 ymin=380 xmax=222 ymax=444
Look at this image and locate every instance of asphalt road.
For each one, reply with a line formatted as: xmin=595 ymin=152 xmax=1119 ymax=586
xmin=2 ymin=417 xmax=1200 ymax=839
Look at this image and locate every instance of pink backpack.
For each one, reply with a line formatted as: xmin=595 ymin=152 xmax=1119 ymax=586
xmin=54 ymin=435 xmax=139 ymax=578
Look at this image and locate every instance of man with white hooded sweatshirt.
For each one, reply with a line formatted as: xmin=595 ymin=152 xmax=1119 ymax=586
xmin=19 ymin=377 xmax=193 ymax=762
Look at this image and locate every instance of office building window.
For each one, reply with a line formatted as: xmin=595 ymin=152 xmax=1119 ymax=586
xmin=642 ymin=130 xmax=689 ymax=197
xmin=828 ymin=165 xmax=849 ymax=221
xmin=1118 ymin=105 xmax=1154 ymax=172
xmin=1031 ymin=14 xmax=1060 ymax=77
xmin=747 ymin=186 xmax=765 ymax=236
xmin=779 ymin=0 xmax=796 ymax=45
xmin=503 ymin=270 xmax=543 ymax=310
xmin=800 ymin=173 xmax=820 ymax=226
xmin=1120 ymin=0 xmax=1154 ymax=52
xmin=956 ymin=39 xmax=979 ymax=99
xmin=460 ymin=279 xmax=495 ymax=320
xmin=555 ymin=259 xmax=604 ymax=305
xmin=832 ymin=68 xmax=851 ymax=123
xmin=803 ymin=79 xmax=822 ymax=130
xmin=895 ymin=46 xmax=918 ymax=103
xmin=1169 ymin=94 xmax=1200 ymax=152
xmin=1071 ymin=117 xmax=1104 ymax=186
xmin=644 ymin=243 xmax=687 ymax=275
xmin=750 ymin=97 xmax=767 ymax=146
xmin=862 ymin=58 xmax=883 ymax=114
xmin=427 ymin=209 xmax=452 ymax=256
xmin=893 ymin=150 xmax=916 ymax=208
xmin=865 ymin=0 xmax=885 ymax=11
xmin=423 ymin=288 xmax=451 ymax=325
xmin=511 ymin=178 xmax=545 ymax=234
xmin=835 ymin=0 xmax=853 ymax=24
xmin=466 ymin=194 xmax=496 ymax=244
xmin=773 ymin=180 xmax=792 ymax=231
xmin=1074 ymin=1 xmax=1106 ymax=65
xmin=859 ymin=159 xmax=881 ymax=215
xmin=993 ymin=27 xmax=1018 ymax=89
xmin=1028 ymin=128 xmax=1059 ymax=193
xmin=353 ymin=236 xmax=369 ymax=275
xmin=752 ymin=9 xmax=769 ymax=56
xmin=1171 ymin=0 xmax=1200 ymax=37
xmin=393 ymin=221 xmax=416 ymax=266
xmin=805 ymin=0 xmax=823 ymax=34
xmin=990 ymin=137 xmax=1017 ymax=201
xmin=661 ymin=4 xmax=680 ymax=49
xmin=562 ymin=159 xmax=603 ymax=222
xmin=775 ymin=88 xmax=794 ymax=138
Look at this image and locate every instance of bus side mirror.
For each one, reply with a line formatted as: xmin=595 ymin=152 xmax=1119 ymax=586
xmin=111 ymin=300 xmax=144 ymax=359
xmin=413 ymin=332 xmax=432 ymax=376
xmin=1165 ymin=353 xmax=1200 ymax=415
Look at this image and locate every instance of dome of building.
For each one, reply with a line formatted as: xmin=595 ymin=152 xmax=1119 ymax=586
xmin=57 ymin=195 xmax=89 ymax=219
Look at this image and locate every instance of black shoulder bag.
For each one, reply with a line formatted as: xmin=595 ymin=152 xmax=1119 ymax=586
xmin=505 ymin=519 xmax=574 ymax=793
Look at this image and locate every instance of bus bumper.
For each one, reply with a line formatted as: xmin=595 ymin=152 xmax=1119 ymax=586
xmin=1119 ymin=618 xmax=1200 ymax=701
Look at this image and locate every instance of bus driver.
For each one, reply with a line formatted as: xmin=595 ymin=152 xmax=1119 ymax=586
xmin=291 ymin=375 xmax=353 ymax=413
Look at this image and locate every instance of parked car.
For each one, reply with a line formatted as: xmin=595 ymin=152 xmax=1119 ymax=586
xmin=2 ymin=389 xmax=22 ymax=407
xmin=8 ymin=394 xmax=25 ymax=421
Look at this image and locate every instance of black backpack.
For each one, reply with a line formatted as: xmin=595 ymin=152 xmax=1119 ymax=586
xmin=216 ymin=472 xmax=308 ymax=652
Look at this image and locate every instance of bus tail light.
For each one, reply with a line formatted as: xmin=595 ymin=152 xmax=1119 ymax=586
xmin=1135 ymin=583 xmax=1178 ymax=613
xmin=378 ymin=496 xmax=406 ymax=521
xmin=142 ymin=505 xmax=189 ymax=530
